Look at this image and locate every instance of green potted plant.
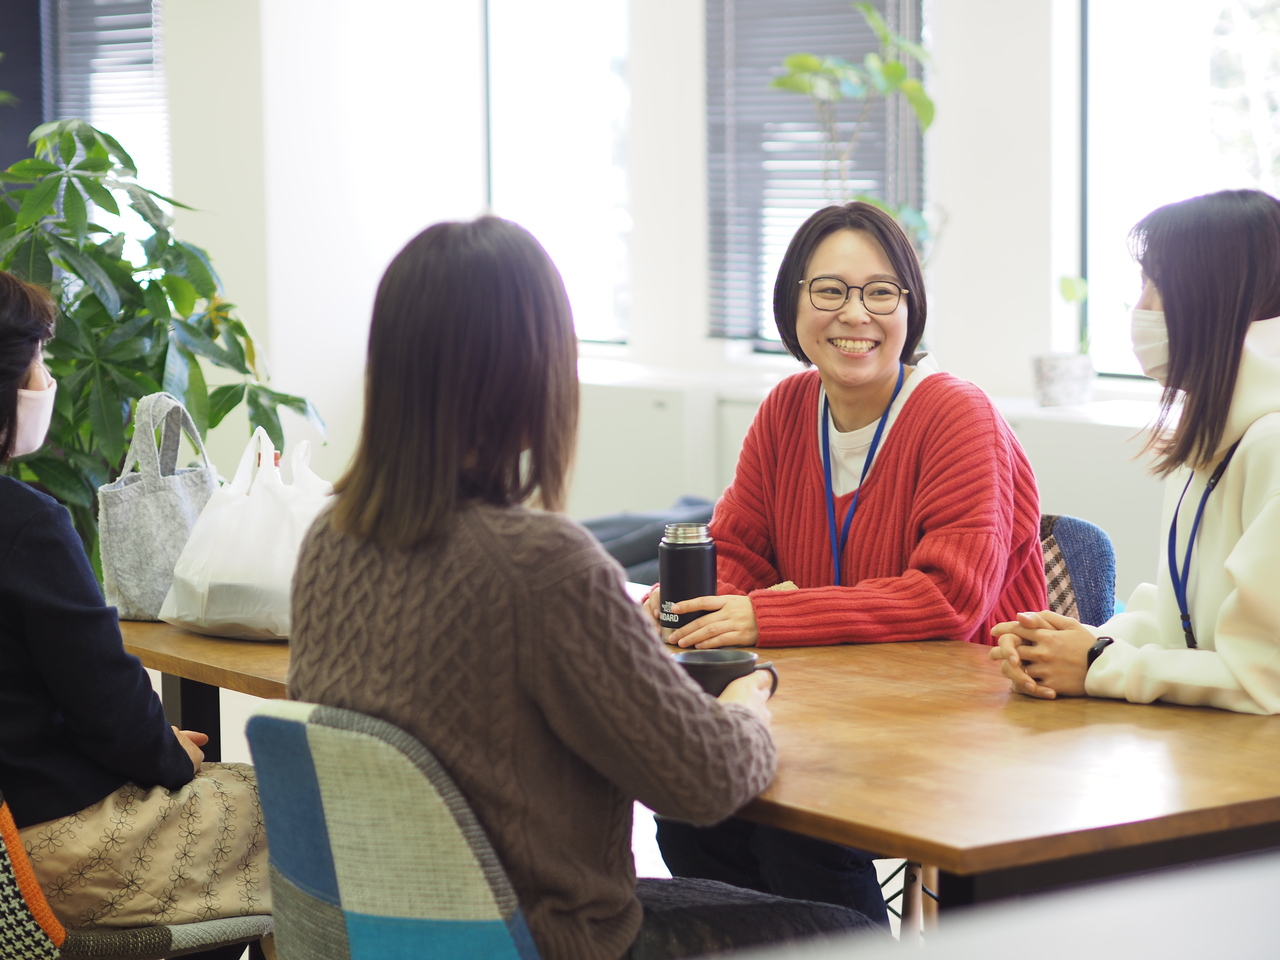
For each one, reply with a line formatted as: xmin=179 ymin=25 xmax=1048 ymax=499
xmin=1032 ymin=276 xmax=1094 ymax=406
xmin=0 ymin=118 xmax=322 ymax=570
xmin=770 ymin=1 xmax=934 ymax=245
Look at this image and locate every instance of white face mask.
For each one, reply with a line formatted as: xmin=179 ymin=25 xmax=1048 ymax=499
xmin=14 ymin=377 xmax=56 ymax=457
xmin=1131 ymin=308 xmax=1169 ymax=384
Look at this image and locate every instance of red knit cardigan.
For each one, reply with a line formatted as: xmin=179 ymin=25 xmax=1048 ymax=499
xmin=712 ymin=370 xmax=1046 ymax=647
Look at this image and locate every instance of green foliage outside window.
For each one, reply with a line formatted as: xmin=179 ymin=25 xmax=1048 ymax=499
xmin=771 ymin=2 xmax=935 ymax=244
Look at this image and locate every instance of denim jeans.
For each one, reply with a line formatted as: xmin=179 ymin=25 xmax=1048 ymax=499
xmin=655 ymin=816 xmax=891 ymax=929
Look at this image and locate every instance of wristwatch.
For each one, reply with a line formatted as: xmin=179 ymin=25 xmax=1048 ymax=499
xmin=1087 ymin=636 xmax=1114 ymax=669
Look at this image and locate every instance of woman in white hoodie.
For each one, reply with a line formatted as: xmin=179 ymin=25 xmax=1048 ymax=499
xmin=991 ymin=188 xmax=1280 ymax=715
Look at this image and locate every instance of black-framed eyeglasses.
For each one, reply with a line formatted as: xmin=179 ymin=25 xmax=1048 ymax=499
xmin=799 ymin=277 xmax=908 ymax=315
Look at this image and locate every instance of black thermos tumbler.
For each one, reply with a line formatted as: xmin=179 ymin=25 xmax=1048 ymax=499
xmin=658 ymin=522 xmax=717 ymax=636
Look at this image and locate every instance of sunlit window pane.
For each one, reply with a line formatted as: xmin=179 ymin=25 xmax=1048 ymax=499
xmin=488 ymin=0 xmax=630 ymax=343
xmin=1087 ymin=0 xmax=1280 ymax=374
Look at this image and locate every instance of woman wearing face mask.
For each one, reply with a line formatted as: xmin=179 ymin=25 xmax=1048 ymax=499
xmin=991 ymin=189 xmax=1280 ymax=715
xmin=0 ymin=271 xmax=270 ymax=929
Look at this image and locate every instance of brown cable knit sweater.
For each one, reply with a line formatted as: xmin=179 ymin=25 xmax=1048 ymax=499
xmin=288 ymin=503 xmax=777 ymax=960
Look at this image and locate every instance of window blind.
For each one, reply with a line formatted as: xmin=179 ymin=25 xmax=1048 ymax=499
xmin=46 ymin=0 xmax=170 ymax=192
xmin=706 ymin=0 xmax=923 ymax=340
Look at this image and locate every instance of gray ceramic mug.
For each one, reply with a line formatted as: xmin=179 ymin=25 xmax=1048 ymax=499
xmin=672 ymin=649 xmax=779 ymax=697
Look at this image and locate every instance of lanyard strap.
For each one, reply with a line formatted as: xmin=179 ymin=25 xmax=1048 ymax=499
xmin=822 ymin=363 xmax=906 ymax=586
xmin=1167 ymin=440 xmax=1241 ymax=649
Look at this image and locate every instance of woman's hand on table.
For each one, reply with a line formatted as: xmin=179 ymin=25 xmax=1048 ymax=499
xmin=989 ymin=610 xmax=1094 ymax=698
xmin=668 ymin=595 xmax=759 ymax=648
xmin=172 ymin=726 xmax=208 ymax=774
xmin=717 ymin=669 xmax=773 ymax=727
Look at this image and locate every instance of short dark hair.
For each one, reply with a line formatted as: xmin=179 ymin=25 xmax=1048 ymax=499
xmin=1130 ymin=189 xmax=1280 ymax=475
xmin=330 ymin=217 xmax=579 ymax=548
xmin=772 ymin=202 xmax=927 ymax=365
xmin=0 ymin=271 xmax=55 ymax=464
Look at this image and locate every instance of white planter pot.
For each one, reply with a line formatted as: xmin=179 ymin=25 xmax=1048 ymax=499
xmin=1032 ymin=353 xmax=1095 ymax=407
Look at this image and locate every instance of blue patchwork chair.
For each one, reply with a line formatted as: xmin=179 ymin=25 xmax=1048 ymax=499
xmin=1040 ymin=514 xmax=1117 ymax=627
xmin=0 ymin=788 xmax=272 ymax=960
xmin=245 ymin=701 xmax=540 ymax=960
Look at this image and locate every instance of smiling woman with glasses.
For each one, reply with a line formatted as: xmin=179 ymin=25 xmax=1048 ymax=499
xmin=642 ymin=201 xmax=1046 ymax=925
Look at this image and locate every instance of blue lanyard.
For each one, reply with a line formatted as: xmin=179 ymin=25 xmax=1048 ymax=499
xmin=1167 ymin=440 xmax=1240 ymax=649
xmin=822 ymin=363 xmax=905 ymax=586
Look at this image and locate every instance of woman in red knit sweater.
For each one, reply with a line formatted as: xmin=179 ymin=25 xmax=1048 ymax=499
xmin=645 ymin=202 xmax=1045 ymax=647
xmin=646 ymin=201 xmax=1045 ymax=924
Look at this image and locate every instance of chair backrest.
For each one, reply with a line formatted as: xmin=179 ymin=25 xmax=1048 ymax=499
xmin=246 ymin=701 xmax=541 ymax=960
xmin=0 ymin=790 xmax=65 ymax=960
xmin=1040 ymin=514 xmax=1117 ymax=627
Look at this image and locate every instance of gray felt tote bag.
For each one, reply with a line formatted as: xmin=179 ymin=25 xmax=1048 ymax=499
xmin=98 ymin=392 xmax=218 ymax=620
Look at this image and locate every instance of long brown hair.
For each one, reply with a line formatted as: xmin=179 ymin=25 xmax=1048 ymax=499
xmin=0 ymin=271 xmax=55 ymax=464
xmin=773 ymin=202 xmax=927 ymax=364
xmin=1131 ymin=189 xmax=1280 ymax=475
xmin=330 ymin=217 xmax=578 ymax=548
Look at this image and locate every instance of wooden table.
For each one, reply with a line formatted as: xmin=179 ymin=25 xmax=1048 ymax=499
xmin=121 ymin=621 xmax=1280 ymax=907
xmin=122 ymin=620 xmax=286 ymax=762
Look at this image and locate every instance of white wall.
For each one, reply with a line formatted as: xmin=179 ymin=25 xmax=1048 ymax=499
xmin=164 ymin=0 xmax=489 ymax=482
xmin=924 ymin=0 xmax=1084 ymax=390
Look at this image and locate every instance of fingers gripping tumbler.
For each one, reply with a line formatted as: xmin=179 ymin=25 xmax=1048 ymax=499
xmin=658 ymin=523 xmax=717 ymax=640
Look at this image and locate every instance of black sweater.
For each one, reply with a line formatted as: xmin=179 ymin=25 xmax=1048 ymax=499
xmin=0 ymin=477 xmax=193 ymax=828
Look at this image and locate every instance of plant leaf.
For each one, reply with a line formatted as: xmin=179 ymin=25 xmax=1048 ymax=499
xmin=899 ymin=78 xmax=935 ymax=130
xmin=881 ymin=60 xmax=908 ymax=86
xmin=58 ymin=131 xmax=77 ymax=165
xmin=246 ymin=384 xmax=285 ymax=449
xmin=7 ymin=158 xmax=61 ymax=178
xmin=22 ymin=457 xmax=94 ymax=507
xmin=254 ymin=385 xmax=327 ymax=439
xmin=171 ymin=317 xmax=249 ymax=373
xmin=143 ymin=281 xmax=171 ymax=321
xmin=88 ymin=373 xmax=126 ymax=463
xmin=161 ymin=275 xmax=197 ymax=318
xmin=15 ymin=175 xmax=61 ymax=230
xmin=72 ymin=156 xmax=113 ymax=173
xmin=9 ymin=235 xmax=53 ymax=285
xmin=95 ymin=128 xmax=138 ymax=177
xmin=79 ymin=177 xmax=120 ymax=215
xmin=142 ymin=186 xmax=194 ymax=211
xmin=46 ymin=235 xmax=122 ymax=317
xmin=106 ymin=363 xmax=160 ymax=398
xmin=853 ymin=1 xmax=891 ymax=46
xmin=0 ymin=201 xmax=15 ymax=230
xmin=177 ymin=241 xmax=221 ymax=297
xmin=208 ymin=382 xmax=246 ymax=429
xmin=122 ymin=183 xmax=168 ymax=234
xmin=103 ymin=338 xmax=150 ymax=362
xmin=771 ymin=74 xmax=815 ymax=94
xmin=0 ymin=228 xmax=31 ymax=264
xmin=62 ymin=179 xmax=88 ymax=244
xmin=184 ymin=353 xmax=209 ymax=436
xmin=163 ymin=338 xmax=190 ymax=399
xmin=783 ymin=52 xmax=825 ymax=72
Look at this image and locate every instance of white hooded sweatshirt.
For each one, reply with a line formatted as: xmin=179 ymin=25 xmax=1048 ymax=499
xmin=1086 ymin=317 xmax=1280 ymax=714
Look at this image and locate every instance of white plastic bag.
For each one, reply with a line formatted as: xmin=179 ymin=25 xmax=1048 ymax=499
xmin=159 ymin=427 xmax=332 ymax=640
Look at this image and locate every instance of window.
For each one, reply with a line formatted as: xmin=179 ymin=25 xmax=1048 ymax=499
xmin=487 ymin=0 xmax=630 ymax=343
xmin=706 ymin=0 xmax=923 ymax=342
xmin=1085 ymin=0 xmax=1280 ymax=375
xmin=47 ymin=0 xmax=171 ymax=194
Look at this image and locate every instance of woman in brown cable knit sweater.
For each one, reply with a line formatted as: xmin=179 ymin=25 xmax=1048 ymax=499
xmin=287 ymin=217 xmax=879 ymax=959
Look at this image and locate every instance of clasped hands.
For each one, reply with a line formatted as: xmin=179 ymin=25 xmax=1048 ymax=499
xmin=989 ymin=610 xmax=1096 ymax=699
